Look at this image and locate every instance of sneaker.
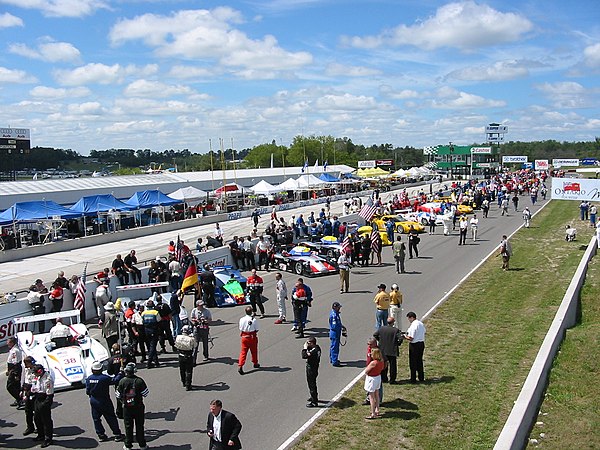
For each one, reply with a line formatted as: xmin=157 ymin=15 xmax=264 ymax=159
xmin=274 ymin=319 xmax=283 ymax=324
xmin=290 ymin=325 xmax=297 ymax=331
xmin=123 ymin=446 xmax=132 ymax=450
xmin=238 ymin=367 xmax=245 ymax=375
xmin=253 ymin=363 xmax=260 ymax=369
xmin=114 ymin=434 xmax=125 ymax=442
xmin=41 ymin=441 xmax=53 ymax=448
xmin=306 ymin=402 xmax=318 ymax=408
xmin=10 ymin=401 xmax=19 ymax=407
xmin=98 ymin=434 xmax=110 ymax=442
xmin=203 ymin=357 xmax=209 ymax=361
xmin=340 ymin=290 xmax=343 ymax=294
xmin=23 ymin=428 xmax=35 ymax=436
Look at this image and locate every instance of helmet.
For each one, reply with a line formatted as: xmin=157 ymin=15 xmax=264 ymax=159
xmin=181 ymin=325 xmax=192 ymax=335
xmin=391 ymin=283 xmax=399 ymax=290
xmin=91 ymin=361 xmax=103 ymax=372
xmin=124 ymin=362 xmax=137 ymax=375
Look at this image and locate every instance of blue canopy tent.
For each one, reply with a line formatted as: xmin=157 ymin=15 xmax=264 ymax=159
xmin=319 ymin=173 xmax=340 ymax=183
xmin=0 ymin=200 xmax=82 ymax=244
xmin=69 ymin=194 xmax=135 ymax=236
xmin=125 ymin=190 xmax=179 ymax=225
xmin=70 ymin=194 xmax=133 ymax=216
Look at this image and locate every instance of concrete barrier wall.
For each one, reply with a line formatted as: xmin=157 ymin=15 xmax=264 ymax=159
xmin=493 ymin=235 xmax=597 ymax=450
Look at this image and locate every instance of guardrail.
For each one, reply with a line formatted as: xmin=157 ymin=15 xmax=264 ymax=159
xmin=494 ymin=235 xmax=597 ymax=450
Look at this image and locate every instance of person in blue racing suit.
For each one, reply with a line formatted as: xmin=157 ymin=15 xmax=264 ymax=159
xmin=328 ymin=301 xmax=346 ymax=367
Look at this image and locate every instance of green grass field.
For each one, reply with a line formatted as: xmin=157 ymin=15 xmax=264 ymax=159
xmin=294 ymin=200 xmax=595 ymax=450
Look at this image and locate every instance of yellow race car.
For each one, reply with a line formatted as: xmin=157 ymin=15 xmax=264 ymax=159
xmin=372 ymin=215 xmax=426 ymax=234
xmin=357 ymin=226 xmax=393 ymax=246
xmin=432 ymin=197 xmax=473 ymax=215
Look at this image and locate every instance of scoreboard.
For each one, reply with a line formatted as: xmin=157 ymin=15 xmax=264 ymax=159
xmin=0 ymin=127 xmax=31 ymax=154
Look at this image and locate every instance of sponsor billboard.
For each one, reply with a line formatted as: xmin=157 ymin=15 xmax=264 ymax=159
xmin=485 ymin=124 xmax=508 ymax=133
xmin=0 ymin=127 xmax=31 ymax=153
xmin=471 ymin=147 xmax=492 ymax=154
xmin=358 ymin=160 xmax=376 ymax=168
xmin=535 ymin=160 xmax=549 ymax=170
xmin=502 ymin=155 xmax=528 ymax=163
xmin=552 ymin=158 xmax=579 ymax=167
xmin=551 ymin=178 xmax=600 ymax=201
xmin=376 ymin=159 xmax=394 ymax=166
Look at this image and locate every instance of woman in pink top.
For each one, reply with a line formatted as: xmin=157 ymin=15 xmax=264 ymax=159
xmin=364 ymin=347 xmax=385 ymax=419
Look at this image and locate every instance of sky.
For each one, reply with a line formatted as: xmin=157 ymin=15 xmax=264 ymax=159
xmin=0 ymin=0 xmax=599 ymax=155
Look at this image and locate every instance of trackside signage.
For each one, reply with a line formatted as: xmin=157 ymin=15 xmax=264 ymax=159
xmin=535 ymin=160 xmax=549 ymax=171
xmin=552 ymin=158 xmax=579 ymax=167
xmin=551 ymin=178 xmax=600 ymax=201
xmin=502 ymin=155 xmax=527 ymax=163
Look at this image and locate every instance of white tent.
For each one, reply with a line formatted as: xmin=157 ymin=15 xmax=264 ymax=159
xmin=407 ymin=167 xmax=422 ymax=177
xmin=296 ymin=174 xmax=324 ymax=189
xmin=250 ymin=180 xmax=280 ymax=195
xmin=391 ymin=168 xmax=408 ymax=177
xmin=168 ymin=186 xmax=208 ymax=202
xmin=277 ymin=178 xmax=299 ymax=190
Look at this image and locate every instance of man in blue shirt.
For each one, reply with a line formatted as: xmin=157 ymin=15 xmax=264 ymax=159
xmin=328 ymin=302 xmax=346 ymax=367
xmin=85 ymin=362 xmax=124 ymax=443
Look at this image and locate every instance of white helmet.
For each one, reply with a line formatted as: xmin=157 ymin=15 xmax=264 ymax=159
xmin=391 ymin=283 xmax=399 ymax=290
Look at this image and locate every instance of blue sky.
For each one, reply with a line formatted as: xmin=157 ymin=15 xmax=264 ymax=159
xmin=0 ymin=0 xmax=598 ymax=155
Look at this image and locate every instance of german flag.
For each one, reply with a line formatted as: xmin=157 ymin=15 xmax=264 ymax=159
xmin=181 ymin=259 xmax=199 ymax=292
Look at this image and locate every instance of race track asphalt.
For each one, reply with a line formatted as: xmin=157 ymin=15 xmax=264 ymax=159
xmin=0 ymin=189 xmax=548 ymax=450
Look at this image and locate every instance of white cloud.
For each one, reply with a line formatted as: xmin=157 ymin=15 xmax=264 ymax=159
xmin=168 ymin=65 xmax=216 ymax=79
xmin=0 ymin=66 xmax=37 ymax=83
xmin=123 ymin=80 xmax=194 ymax=98
xmin=315 ymin=93 xmax=378 ymax=111
xmin=112 ymin=98 xmax=198 ymax=116
xmin=9 ymin=40 xmax=81 ymax=63
xmin=535 ymin=81 xmax=592 ymax=108
xmin=431 ymin=86 xmax=506 ymax=108
xmin=30 ymin=85 xmax=90 ymax=98
xmin=109 ymin=8 xmax=313 ymax=74
xmin=102 ymin=120 xmax=165 ymax=134
xmin=54 ymin=63 xmax=158 ymax=86
xmin=583 ymin=43 xmax=600 ymax=68
xmin=345 ymin=1 xmax=533 ymax=50
xmin=446 ymin=60 xmax=532 ymax=82
xmin=325 ymin=63 xmax=381 ymax=77
xmin=0 ymin=0 xmax=108 ymax=18
xmin=0 ymin=12 xmax=23 ymax=28
xmin=379 ymin=85 xmax=420 ymax=100
xmin=67 ymin=101 xmax=105 ymax=115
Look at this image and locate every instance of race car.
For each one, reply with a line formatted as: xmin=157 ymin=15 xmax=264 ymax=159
xmin=431 ymin=198 xmax=474 ymax=215
xmin=357 ymin=226 xmax=392 ymax=246
xmin=403 ymin=210 xmax=445 ymax=226
xmin=272 ymin=245 xmax=338 ymax=276
xmin=371 ymin=214 xmax=425 ymax=234
xmin=213 ymin=265 xmax=250 ymax=307
xmin=13 ymin=310 xmax=110 ymax=390
xmin=297 ymin=238 xmax=343 ymax=263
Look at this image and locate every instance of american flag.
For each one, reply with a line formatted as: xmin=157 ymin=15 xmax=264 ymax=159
xmin=301 ymin=159 xmax=308 ymax=173
xmin=358 ymin=197 xmax=377 ymax=222
xmin=175 ymin=234 xmax=184 ymax=263
xmin=341 ymin=235 xmax=352 ymax=254
xmin=73 ymin=263 xmax=88 ymax=311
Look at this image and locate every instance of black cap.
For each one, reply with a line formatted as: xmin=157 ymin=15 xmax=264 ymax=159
xmin=332 ymin=301 xmax=342 ymax=308
xmin=377 ymin=283 xmax=386 ymax=290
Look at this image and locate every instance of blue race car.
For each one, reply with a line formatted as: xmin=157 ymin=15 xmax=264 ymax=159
xmin=213 ymin=266 xmax=250 ymax=307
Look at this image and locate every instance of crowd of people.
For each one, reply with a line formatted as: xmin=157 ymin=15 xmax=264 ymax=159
xmin=7 ymin=168 xmax=566 ymax=447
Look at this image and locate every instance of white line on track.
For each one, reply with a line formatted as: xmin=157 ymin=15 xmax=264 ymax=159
xmin=278 ymin=198 xmax=551 ymax=449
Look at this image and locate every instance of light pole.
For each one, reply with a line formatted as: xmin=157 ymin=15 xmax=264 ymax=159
xmin=449 ymin=142 xmax=454 ymax=180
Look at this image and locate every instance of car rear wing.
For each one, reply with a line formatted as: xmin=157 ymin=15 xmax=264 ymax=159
xmin=115 ymin=282 xmax=169 ymax=291
xmin=12 ymin=309 xmax=81 ymax=325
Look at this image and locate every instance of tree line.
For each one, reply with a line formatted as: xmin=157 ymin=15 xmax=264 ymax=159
xmin=2 ymin=136 xmax=599 ymax=173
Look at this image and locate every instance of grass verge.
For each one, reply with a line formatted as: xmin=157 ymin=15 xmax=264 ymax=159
xmin=293 ymin=200 xmax=594 ymax=450
xmin=526 ymin=243 xmax=600 ymax=448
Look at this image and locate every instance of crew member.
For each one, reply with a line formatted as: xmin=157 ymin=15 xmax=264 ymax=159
xmin=116 ymin=363 xmax=149 ymax=450
xmin=49 ymin=318 xmax=71 ymax=348
xmin=238 ymin=306 xmax=260 ymax=375
xmin=328 ymin=302 xmax=345 ymax=367
xmin=190 ymin=300 xmax=212 ymax=364
xmin=31 ymin=364 xmax=54 ymax=448
xmin=337 ymin=251 xmax=352 ymax=294
xmin=200 ymin=264 xmax=217 ymax=308
xmin=21 ymin=356 xmax=37 ymax=436
xmin=404 ymin=311 xmax=426 ymax=383
xmin=245 ymin=269 xmax=265 ymax=317
xmin=174 ymin=325 xmax=197 ymax=390
xmin=6 ymin=336 xmax=22 ymax=407
xmin=274 ymin=272 xmax=287 ymax=324
xmin=156 ymin=295 xmax=175 ymax=353
xmin=141 ymin=300 xmax=161 ymax=369
xmin=291 ymin=278 xmax=313 ymax=337
xmin=85 ymin=361 xmax=125 ymax=443
xmin=302 ymin=337 xmax=321 ymax=408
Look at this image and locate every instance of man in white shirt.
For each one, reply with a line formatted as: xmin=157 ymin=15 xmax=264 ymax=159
xmin=404 ymin=311 xmax=426 ymax=383
xmin=206 ymin=399 xmax=242 ymax=449
xmin=469 ymin=214 xmax=479 ymax=241
xmin=49 ymin=319 xmax=71 ymax=348
xmin=274 ymin=272 xmax=287 ymax=324
xmin=6 ymin=337 xmax=23 ymax=407
xmin=238 ymin=306 xmax=260 ymax=375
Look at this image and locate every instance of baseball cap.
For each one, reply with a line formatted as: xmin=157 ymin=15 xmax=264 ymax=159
xmin=377 ymin=283 xmax=386 ymax=290
xmin=332 ymin=301 xmax=342 ymax=308
xmin=92 ymin=361 xmax=103 ymax=371
xmin=104 ymin=302 xmax=115 ymax=311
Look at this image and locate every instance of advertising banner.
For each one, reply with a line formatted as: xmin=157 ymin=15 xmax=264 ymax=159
xmin=552 ymin=159 xmax=579 ymax=167
xmin=471 ymin=147 xmax=492 ymax=154
xmin=358 ymin=160 xmax=376 ymax=168
xmin=535 ymin=160 xmax=549 ymax=170
xmin=551 ymin=178 xmax=600 ymax=201
xmin=502 ymin=155 xmax=528 ymax=163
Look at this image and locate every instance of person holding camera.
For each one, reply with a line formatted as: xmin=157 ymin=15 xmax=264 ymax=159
xmin=190 ymin=300 xmax=213 ymax=364
xmin=238 ymin=306 xmax=260 ymax=375
xmin=328 ymin=302 xmax=346 ymax=367
xmin=174 ymin=325 xmax=197 ymax=391
xmin=302 ymin=337 xmax=321 ymax=408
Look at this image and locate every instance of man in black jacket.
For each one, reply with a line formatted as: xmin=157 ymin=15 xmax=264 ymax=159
xmin=116 ymin=363 xmax=149 ymax=450
xmin=373 ymin=317 xmax=402 ymax=384
xmin=207 ymin=399 xmax=242 ymax=450
xmin=302 ymin=337 xmax=321 ymax=408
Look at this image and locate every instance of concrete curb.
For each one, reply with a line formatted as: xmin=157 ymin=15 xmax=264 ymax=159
xmin=494 ymin=234 xmax=597 ymax=450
